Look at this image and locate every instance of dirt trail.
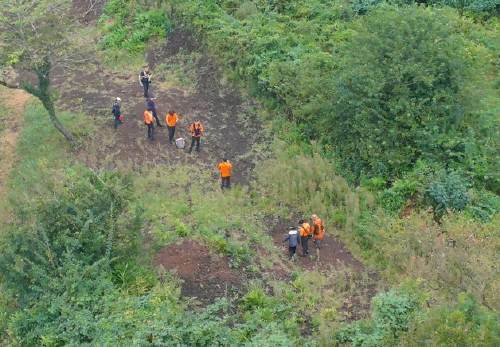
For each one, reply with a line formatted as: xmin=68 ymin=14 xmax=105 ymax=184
xmin=0 ymin=88 xmax=30 ymax=214
xmin=270 ymin=219 xmax=365 ymax=271
xmin=53 ymin=29 xmax=264 ymax=184
xmin=154 ymin=239 xmax=245 ymax=303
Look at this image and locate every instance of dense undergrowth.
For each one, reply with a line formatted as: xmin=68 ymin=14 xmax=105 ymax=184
xmin=169 ymin=0 xmax=499 ymax=217
xmin=165 ymin=0 xmax=499 ymax=345
xmin=0 ymin=0 xmax=499 ymax=345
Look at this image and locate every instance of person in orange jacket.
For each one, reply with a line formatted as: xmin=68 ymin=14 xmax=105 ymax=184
xmin=165 ymin=110 xmax=179 ymax=144
xmin=218 ymin=158 xmax=232 ymax=189
xmin=144 ymin=109 xmax=154 ymax=140
xmin=298 ymin=219 xmax=312 ymax=256
xmin=311 ymin=214 xmax=326 ymax=261
xmin=188 ymin=120 xmax=204 ymax=153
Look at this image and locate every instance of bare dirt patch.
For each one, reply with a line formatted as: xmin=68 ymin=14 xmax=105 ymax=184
xmin=271 ymin=219 xmax=381 ymax=321
xmin=72 ymin=0 xmax=105 ymax=24
xmin=271 ymin=220 xmax=365 ymax=272
xmin=154 ymin=239 xmax=245 ymax=303
xmin=53 ymin=29 xmax=265 ymax=184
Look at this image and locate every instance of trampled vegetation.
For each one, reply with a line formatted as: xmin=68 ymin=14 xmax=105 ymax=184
xmin=0 ymin=0 xmax=498 ymax=346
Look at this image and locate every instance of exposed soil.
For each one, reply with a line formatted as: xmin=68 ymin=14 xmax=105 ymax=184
xmin=0 ymin=88 xmax=30 ymax=218
xmin=271 ymin=220 xmax=365 ymax=272
xmin=49 ymin=23 xmax=379 ymax=315
xmin=271 ymin=219 xmax=380 ymax=321
xmin=53 ymin=29 xmax=264 ymax=184
xmin=154 ymin=239 xmax=244 ymax=303
xmin=72 ymin=0 xmax=105 ymax=24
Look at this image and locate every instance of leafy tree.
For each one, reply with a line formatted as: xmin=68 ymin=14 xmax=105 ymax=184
xmin=323 ymin=6 xmax=489 ymax=180
xmin=0 ymin=0 xmax=78 ymax=143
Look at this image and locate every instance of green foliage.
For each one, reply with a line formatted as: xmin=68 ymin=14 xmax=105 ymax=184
xmin=335 ymin=286 xmax=422 ymax=346
xmin=465 ymin=189 xmax=500 ymax=222
xmin=0 ymin=168 xmax=140 ymax=299
xmin=402 ymin=293 xmax=500 ymax=346
xmin=99 ymin=0 xmax=170 ymax=53
xmin=327 ymin=6 xmax=491 ymax=180
xmin=172 ymin=0 xmax=498 ymax=199
xmin=427 ymin=171 xmax=470 ymax=218
xmin=379 ymin=178 xmax=418 ymax=214
xmin=0 ymin=0 xmax=72 ymax=72
xmin=431 ymin=0 xmax=500 ymax=17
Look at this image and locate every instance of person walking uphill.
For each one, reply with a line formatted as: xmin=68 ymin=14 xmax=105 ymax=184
xmin=144 ymin=109 xmax=154 ymax=140
xmin=299 ymin=219 xmax=312 ymax=257
xmin=311 ymin=214 xmax=325 ymax=261
xmin=188 ymin=120 xmax=204 ymax=153
xmin=165 ymin=111 xmax=179 ymax=144
xmin=112 ymin=97 xmax=122 ymax=129
xmin=146 ymin=97 xmax=162 ymax=127
xmin=139 ymin=67 xmax=152 ymax=98
xmin=283 ymin=226 xmax=300 ymax=260
xmin=218 ymin=159 xmax=232 ymax=189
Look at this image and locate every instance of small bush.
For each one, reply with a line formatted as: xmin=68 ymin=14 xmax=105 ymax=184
xmin=380 ymin=178 xmax=418 ymax=214
xmin=335 ymin=287 xmax=421 ymax=346
xmin=99 ymin=0 xmax=170 ymax=53
xmin=427 ymin=171 xmax=470 ymax=219
xmin=402 ymin=293 xmax=500 ymax=346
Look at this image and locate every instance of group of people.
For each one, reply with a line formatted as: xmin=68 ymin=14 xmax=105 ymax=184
xmin=284 ymin=214 xmax=325 ymax=261
xmin=114 ymin=67 xmax=326 ymax=260
xmin=111 ymin=66 xmax=233 ymax=190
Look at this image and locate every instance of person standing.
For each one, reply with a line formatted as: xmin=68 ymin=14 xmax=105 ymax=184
xmin=112 ymin=97 xmax=122 ymax=129
xmin=218 ymin=158 xmax=232 ymax=189
xmin=144 ymin=109 xmax=154 ymax=140
xmin=146 ymin=97 xmax=162 ymax=127
xmin=283 ymin=226 xmax=299 ymax=260
xmin=139 ymin=67 xmax=152 ymax=98
xmin=188 ymin=120 xmax=204 ymax=153
xmin=311 ymin=214 xmax=325 ymax=261
xmin=299 ymin=219 xmax=312 ymax=257
xmin=165 ymin=110 xmax=179 ymax=144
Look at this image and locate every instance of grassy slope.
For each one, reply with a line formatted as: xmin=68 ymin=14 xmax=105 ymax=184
xmin=1 ymin=3 xmax=498 ymax=343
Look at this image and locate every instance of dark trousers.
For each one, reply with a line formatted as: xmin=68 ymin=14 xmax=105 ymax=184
xmin=114 ymin=117 xmax=122 ymax=129
xmin=150 ymin=109 xmax=161 ymax=127
xmin=142 ymin=81 xmax=149 ymax=97
xmin=288 ymin=246 xmax=297 ymax=259
xmin=221 ymin=176 xmax=231 ymax=189
xmin=147 ymin=124 xmax=154 ymax=140
xmin=301 ymin=236 xmax=309 ymax=256
xmin=167 ymin=126 xmax=176 ymax=143
xmin=188 ymin=136 xmax=200 ymax=153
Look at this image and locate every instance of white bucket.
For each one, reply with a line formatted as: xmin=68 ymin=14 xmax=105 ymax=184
xmin=175 ymin=137 xmax=185 ymax=149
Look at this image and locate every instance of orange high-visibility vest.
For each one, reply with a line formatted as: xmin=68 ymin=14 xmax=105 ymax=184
xmin=299 ymin=222 xmax=312 ymax=237
xmin=313 ymin=218 xmax=325 ymax=240
xmin=144 ymin=110 xmax=154 ymax=125
xmin=218 ymin=161 xmax=232 ymax=178
xmin=166 ymin=113 xmax=178 ymax=127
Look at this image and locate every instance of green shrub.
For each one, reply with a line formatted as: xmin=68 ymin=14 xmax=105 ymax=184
xmin=427 ymin=171 xmax=470 ymax=219
xmin=402 ymin=293 xmax=500 ymax=346
xmin=465 ymin=189 xmax=500 ymax=222
xmin=335 ymin=287 xmax=422 ymax=346
xmin=380 ymin=178 xmax=418 ymax=214
xmin=99 ymin=0 xmax=170 ymax=53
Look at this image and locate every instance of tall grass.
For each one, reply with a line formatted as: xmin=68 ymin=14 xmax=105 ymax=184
xmin=1 ymin=101 xmax=95 ymax=217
